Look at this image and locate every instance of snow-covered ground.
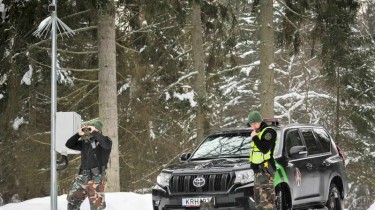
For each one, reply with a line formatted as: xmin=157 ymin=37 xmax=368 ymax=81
xmin=0 ymin=192 xmax=152 ymax=210
xmin=0 ymin=192 xmax=374 ymax=210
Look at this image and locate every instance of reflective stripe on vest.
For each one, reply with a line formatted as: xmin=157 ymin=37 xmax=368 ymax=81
xmin=249 ymin=127 xmax=272 ymax=164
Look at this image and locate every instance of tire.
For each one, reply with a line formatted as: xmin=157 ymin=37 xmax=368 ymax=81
xmin=326 ymin=184 xmax=344 ymax=210
xmin=275 ymin=187 xmax=291 ymax=210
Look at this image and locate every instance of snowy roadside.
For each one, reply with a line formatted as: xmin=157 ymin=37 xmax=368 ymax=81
xmin=0 ymin=192 xmax=374 ymax=210
xmin=0 ymin=192 xmax=152 ymax=210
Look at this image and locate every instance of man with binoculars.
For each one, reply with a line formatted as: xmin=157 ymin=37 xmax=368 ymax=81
xmin=65 ymin=118 xmax=112 ymax=210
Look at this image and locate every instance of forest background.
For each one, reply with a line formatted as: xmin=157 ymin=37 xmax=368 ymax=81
xmin=0 ymin=0 xmax=375 ymax=209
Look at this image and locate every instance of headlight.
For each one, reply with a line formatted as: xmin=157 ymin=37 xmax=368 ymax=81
xmin=157 ymin=172 xmax=172 ymax=187
xmin=234 ymin=170 xmax=254 ymax=184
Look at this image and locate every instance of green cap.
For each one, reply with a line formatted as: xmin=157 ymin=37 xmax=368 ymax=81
xmin=86 ymin=118 xmax=103 ymax=132
xmin=247 ymin=111 xmax=263 ymax=124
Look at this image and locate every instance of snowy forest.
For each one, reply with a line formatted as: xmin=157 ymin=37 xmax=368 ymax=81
xmin=0 ymin=0 xmax=375 ymax=209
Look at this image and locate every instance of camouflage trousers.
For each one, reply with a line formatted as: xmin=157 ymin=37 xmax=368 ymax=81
xmin=67 ymin=174 xmax=107 ymax=210
xmin=254 ymin=171 xmax=276 ymax=210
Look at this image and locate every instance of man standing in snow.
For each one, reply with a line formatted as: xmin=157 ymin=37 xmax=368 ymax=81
xmin=248 ymin=111 xmax=277 ymax=210
xmin=66 ymin=118 xmax=112 ymax=210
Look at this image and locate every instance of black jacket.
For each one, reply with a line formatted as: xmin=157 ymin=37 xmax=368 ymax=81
xmin=250 ymin=121 xmax=277 ymax=171
xmin=66 ymin=131 xmax=112 ymax=170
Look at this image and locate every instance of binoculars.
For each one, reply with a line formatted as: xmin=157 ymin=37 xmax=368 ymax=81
xmin=81 ymin=127 xmax=91 ymax=133
xmin=81 ymin=127 xmax=94 ymax=143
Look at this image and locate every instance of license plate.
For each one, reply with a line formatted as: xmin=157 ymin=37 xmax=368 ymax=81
xmin=182 ymin=197 xmax=213 ymax=207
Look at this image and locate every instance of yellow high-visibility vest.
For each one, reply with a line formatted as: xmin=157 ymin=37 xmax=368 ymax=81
xmin=249 ymin=127 xmax=272 ymax=164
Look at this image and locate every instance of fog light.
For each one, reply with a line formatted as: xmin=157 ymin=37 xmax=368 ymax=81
xmin=154 ymin=200 xmax=160 ymax=206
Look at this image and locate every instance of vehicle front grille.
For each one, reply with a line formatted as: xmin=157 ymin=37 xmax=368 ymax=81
xmin=169 ymin=173 xmax=234 ymax=193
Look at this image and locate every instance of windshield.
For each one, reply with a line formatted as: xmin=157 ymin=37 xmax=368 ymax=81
xmin=190 ymin=129 xmax=282 ymax=160
xmin=191 ymin=133 xmax=251 ymax=160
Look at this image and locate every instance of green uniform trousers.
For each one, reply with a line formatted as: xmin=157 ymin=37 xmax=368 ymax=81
xmin=254 ymin=171 xmax=276 ymax=210
xmin=67 ymin=174 xmax=107 ymax=210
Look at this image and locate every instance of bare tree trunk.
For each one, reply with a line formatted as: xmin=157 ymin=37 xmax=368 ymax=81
xmin=191 ymin=1 xmax=206 ymax=141
xmin=98 ymin=0 xmax=120 ymax=192
xmin=259 ymin=0 xmax=275 ymax=118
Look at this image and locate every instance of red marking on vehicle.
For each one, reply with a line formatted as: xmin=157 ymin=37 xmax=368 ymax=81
xmin=295 ymin=168 xmax=302 ymax=187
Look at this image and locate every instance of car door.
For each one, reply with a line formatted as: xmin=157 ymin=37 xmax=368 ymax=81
xmin=284 ymin=129 xmax=314 ymax=201
xmin=300 ymin=128 xmax=324 ymax=200
xmin=312 ymin=127 xmax=336 ymax=201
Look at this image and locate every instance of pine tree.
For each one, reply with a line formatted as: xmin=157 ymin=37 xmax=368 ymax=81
xmin=97 ymin=0 xmax=120 ymax=192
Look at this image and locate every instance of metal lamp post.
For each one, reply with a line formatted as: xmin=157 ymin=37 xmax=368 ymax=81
xmin=33 ymin=1 xmax=74 ymax=209
xmin=50 ymin=1 xmax=58 ymax=209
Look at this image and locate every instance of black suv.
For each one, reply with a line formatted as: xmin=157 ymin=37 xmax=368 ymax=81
xmin=152 ymin=120 xmax=348 ymax=210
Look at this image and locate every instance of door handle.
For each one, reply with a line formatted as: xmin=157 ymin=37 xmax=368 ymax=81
xmin=306 ymin=163 xmax=313 ymax=170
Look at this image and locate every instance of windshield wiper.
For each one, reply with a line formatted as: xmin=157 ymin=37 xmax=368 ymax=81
xmin=218 ymin=155 xmax=249 ymax=158
xmin=191 ymin=155 xmax=248 ymax=160
xmin=190 ymin=157 xmax=218 ymax=160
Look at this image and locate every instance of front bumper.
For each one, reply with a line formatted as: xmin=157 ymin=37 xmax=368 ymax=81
xmin=152 ymin=184 xmax=255 ymax=210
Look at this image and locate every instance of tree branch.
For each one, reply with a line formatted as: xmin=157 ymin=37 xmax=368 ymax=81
xmin=69 ymin=84 xmax=98 ymax=109
xmin=32 ymin=45 xmax=98 ymax=55
xmin=116 ymin=42 xmax=139 ymax=53
xmin=72 ymin=78 xmax=98 ymax=83
xmin=275 ymin=0 xmax=309 ymax=18
xmin=274 ymin=7 xmax=299 ymax=31
xmin=63 ymin=67 xmax=99 ymax=72
xmin=60 ymin=9 xmax=91 ymax=20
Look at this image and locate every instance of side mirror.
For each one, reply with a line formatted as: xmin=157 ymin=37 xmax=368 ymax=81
xmin=180 ymin=153 xmax=191 ymax=161
xmin=289 ymin=146 xmax=307 ymax=158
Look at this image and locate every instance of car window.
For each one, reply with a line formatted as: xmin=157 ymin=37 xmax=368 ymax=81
xmin=285 ymin=129 xmax=303 ymax=157
xmin=273 ymin=130 xmax=282 ymax=158
xmin=313 ymin=128 xmax=331 ymax=153
xmin=191 ymin=133 xmax=251 ymax=160
xmin=301 ymin=129 xmax=323 ymax=155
